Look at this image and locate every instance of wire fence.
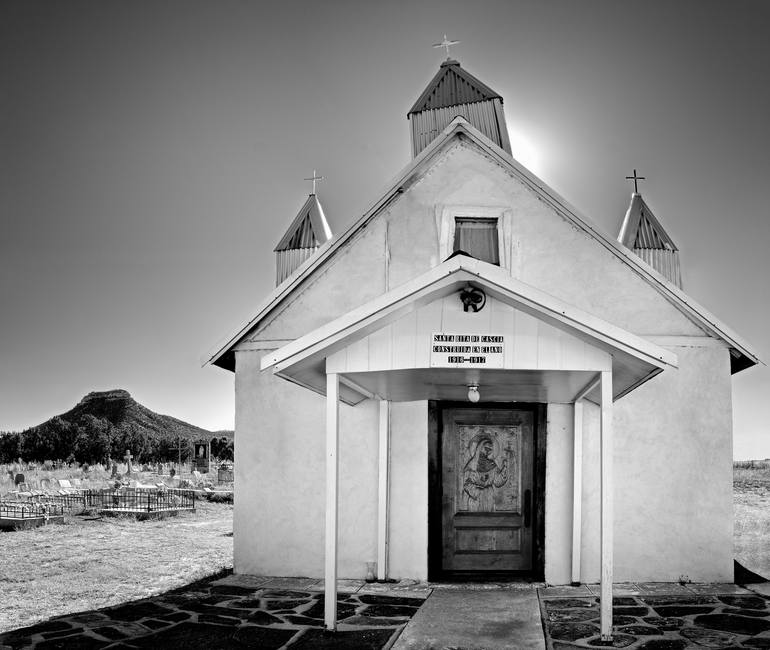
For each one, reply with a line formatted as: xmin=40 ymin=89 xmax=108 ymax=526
xmin=1 ymin=488 xmax=196 ymax=516
xmin=83 ymin=488 xmax=196 ymax=513
xmin=0 ymin=501 xmax=66 ymax=519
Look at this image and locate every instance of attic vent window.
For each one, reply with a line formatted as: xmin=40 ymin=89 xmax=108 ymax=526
xmin=453 ymin=217 xmax=499 ymax=265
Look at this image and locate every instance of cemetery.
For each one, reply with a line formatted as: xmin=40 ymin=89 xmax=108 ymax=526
xmin=0 ymin=448 xmax=234 ymax=528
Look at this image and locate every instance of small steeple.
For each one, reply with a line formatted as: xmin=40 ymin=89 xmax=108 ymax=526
xmin=408 ymin=56 xmax=511 ymax=157
xmin=274 ymin=179 xmax=332 ymax=285
xmin=618 ymin=174 xmax=682 ymax=288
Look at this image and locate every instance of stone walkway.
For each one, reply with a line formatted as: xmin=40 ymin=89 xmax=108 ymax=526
xmin=539 ymin=582 xmax=770 ymax=649
xmin=0 ymin=572 xmax=429 ymax=649
xmin=5 ymin=574 xmax=770 ymax=649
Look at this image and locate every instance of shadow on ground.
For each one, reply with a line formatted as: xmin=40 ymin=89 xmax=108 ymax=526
xmin=539 ymin=578 xmax=770 ymax=649
xmin=0 ymin=569 xmax=425 ymax=649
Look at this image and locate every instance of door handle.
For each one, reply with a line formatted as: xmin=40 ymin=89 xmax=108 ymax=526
xmin=524 ymin=489 xmax=532 ymax=528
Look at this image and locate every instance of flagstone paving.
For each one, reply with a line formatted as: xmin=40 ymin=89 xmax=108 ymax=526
xmin=0 ymin=572 xmax=427 ymax=650
xmin=539 ymin=583 xmax=770 ymax=649
xmin=5 ymin=574 xmax=770 ymax=649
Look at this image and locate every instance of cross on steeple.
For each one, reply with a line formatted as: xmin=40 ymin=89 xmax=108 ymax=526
xmin=625 ymin=169 xmax=646 ymax=194
xmin=432 ymin=34 xmax=460 ymax=59
xmin=303 ymin=169 xmax=324 ymax=195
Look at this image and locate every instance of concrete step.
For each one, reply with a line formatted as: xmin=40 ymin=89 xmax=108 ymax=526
xmin=391 ymin=588 xmax=545 ymax=650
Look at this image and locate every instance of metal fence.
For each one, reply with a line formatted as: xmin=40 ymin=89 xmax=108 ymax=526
xmin=0 ymin=501 xmax=66 ymax=519
xmin=83 ymin=488 xmax=195 ymax=513
xmin=12 ymin=492 xmax=87 ymax=511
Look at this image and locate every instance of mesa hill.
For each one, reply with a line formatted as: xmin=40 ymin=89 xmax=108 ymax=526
xmin=60 ymin=389 xmax=232 ymax=442
xmin=0 ymin=389 xmax=233 ymax=464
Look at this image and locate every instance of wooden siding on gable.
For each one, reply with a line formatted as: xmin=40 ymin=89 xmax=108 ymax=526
xmin=410 ymin=100 xmax=508 ymax=157
xmin=326 ymin=295 xmax=611 ymax=374
xmin=276 ymin=247 xmax=319 ymax=285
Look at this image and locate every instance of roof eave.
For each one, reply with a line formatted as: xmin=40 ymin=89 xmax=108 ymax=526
xmin=205 ymin=116 xmax=761 ymax=374
xmin=263 ymin=257 xmax=678 ymax=375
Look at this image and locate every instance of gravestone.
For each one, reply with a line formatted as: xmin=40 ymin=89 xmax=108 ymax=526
xmin=14 ymin=473 xmax=25 ymax=487
xmin=192 ymin=470 xmax=202 ymax=483
xmin=40 ymin=478 xmax=51 ymax=490
xmin=193 ymin=440 xmax=211 ymax=473
xmin=111 ymin=462 xmax=119 ymax=478
xmin=124 ymin=450 xmax=133 ymax=475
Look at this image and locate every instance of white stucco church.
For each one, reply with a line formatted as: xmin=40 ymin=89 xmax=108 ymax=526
xmin=206 ymin=57 xmax=760 ymax=637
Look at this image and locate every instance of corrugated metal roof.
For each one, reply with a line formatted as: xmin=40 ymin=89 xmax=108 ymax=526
xmin=274 ymin=194 xmax=332 ymax=252
xmin=618 ymin=193 xmax=681 ymax=288
xmin=618 ymin=193 xmax=678 ymax=250
xmin=408 ymin=59 xmax=503 ymax=114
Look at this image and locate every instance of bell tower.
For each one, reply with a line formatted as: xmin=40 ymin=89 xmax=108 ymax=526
xmin=274 ymin=172 xmax=332 ymax=285
xmin=618 ymin=171 xmax=682 ymax=288
xmin=408 ymin=58 xmax=512 ymax=158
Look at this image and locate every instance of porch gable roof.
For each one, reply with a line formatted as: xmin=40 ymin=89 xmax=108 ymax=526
xmin=260 ymin=256 xmax=677 ymax=406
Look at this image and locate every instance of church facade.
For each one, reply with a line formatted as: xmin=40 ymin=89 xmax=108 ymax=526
xmin=207 ymin=58 xmax=759 ymax=634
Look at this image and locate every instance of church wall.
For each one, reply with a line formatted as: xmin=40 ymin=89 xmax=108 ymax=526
xmin=233 ymin=349 xmax=380 ymax=579
xmin=231 ymin=136 xmax=737 ymax=584
xmin=388 ymin=142 xmax=704 ymax=337
xmin=248 ymin=139 xmax=703 ymax=353
xmin=543 ymin=403 xmax=574 ymax=583
xmin=544 ymin=345 xmax=733 ymax=585
xmin=387 ymin=400 xmax=429 ymax=580
xmin=253 ymin=218 xmax=388 ymax=341
xmin=612 ymin=344 xmax=733 ymax=583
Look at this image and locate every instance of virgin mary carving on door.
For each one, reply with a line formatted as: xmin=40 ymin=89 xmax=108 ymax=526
xmin=459 ymin=426 xmax=520 ymax=512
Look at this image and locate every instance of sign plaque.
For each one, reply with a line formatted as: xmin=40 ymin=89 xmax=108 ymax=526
xmin=431 ymin=333 xmax=505 ymax=368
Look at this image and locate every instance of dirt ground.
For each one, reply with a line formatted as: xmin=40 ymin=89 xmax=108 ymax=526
xmin=0 ymin=500 xmax=233 ymax=633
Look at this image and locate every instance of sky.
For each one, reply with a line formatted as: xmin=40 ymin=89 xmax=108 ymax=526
xmin=1 ymin=0 xmax=768 ymax=458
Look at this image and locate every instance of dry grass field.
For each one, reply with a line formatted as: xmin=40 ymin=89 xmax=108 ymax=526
xmin=734 ymin=461 xmax=770 ymax=580
xmin=0 ymin=499 xmax=233 ymax=633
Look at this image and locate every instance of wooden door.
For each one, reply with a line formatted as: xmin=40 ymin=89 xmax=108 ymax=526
xmin=441 ymin=408 xmax=534 ymax=573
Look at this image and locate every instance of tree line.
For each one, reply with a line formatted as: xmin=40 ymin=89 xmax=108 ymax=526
xmin=0 ymin=415 xmax=234 ymax=465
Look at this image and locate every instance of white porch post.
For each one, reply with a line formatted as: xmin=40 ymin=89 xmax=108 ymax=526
xmin=571 ymin=399 xmax=584 ymax=585
xmin=599 ymin=370 xmax=614 ymax=641
xmin=325 ymin=372 xmax=340 ymax=631
xmin=377 ymin=399 xmax=390 ymax=580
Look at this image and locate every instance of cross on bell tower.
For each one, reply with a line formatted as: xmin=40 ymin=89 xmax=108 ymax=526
xmin=432 ymin=34 xmax=460 ymax=59
xmin=304 ymin=169 xmax=324 ymax=195
xmin=625 ymin=169 xmax=646 ymax=194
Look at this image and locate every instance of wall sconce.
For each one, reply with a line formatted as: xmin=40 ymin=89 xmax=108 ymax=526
xmin=467 ymin=385 xmax=480 ymax=403
xmin=460 ymin=285 xmax=486 ymax=312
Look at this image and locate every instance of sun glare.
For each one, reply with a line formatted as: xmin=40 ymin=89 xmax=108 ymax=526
xmin=508 ymin=128 xmax=543 ymax=177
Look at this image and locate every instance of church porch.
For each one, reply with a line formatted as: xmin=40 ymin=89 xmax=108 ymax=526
xmin=261 ymin=258 xmax=676 ymax=641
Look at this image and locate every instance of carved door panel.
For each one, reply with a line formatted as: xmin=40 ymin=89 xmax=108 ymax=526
xmin=441 ymin=408 xmax=534 ymax=572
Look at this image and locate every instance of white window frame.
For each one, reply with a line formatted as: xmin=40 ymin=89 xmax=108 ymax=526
xmin=435 ymin=205 xmax=514 ymax=271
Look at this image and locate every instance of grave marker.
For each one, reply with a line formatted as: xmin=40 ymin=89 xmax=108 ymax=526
xmin=124 ymin=450 xmax=133 ymax=475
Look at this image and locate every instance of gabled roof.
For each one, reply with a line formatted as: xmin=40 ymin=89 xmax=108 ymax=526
xmin=204 ymin=117 xmax=761 ymax=374
xmin=618 ymin=193 xmax=678 ymax=250
xmin=408 ymin=59 xmax=503 ymax=114
xmin=261 ymin=256 xmax=677 ymax=406
xmin=274 ymin=194 xmax=332 ymax=252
